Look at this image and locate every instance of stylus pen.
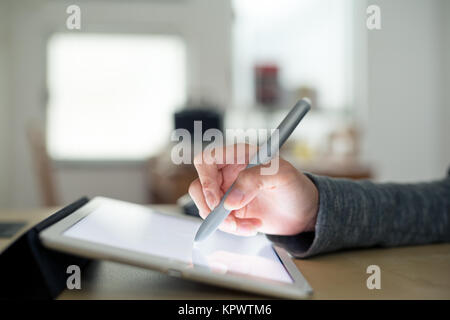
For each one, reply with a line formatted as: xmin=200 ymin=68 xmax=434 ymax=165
xmin=194 ymin=98 xmax=311 ymax=243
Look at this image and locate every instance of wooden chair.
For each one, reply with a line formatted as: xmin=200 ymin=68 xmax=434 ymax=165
xmin=27 ymin=123 xmax=60 ymax=207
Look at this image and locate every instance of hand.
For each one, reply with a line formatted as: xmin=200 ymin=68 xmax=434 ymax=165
xmin=188 ymin=144 xmax=319 ymax=237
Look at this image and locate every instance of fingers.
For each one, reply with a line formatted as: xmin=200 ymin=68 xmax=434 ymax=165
xmin=218 ymin=214 xmax=237 ymax=233
xmin=189 ymin=178 xmax=262 ymax=236
xmin=219 ymin=216 xmax=262 ymax=237
xmin=193 ymin=144 xmax=257 ymax=210
xmin=223 ymin=164 xmax=281 ymax=211
xmin=235 ymin=217 xmax=262 ymax=236
xmin=188 ymin=179 xmax=211 ymax=219
xmin=191 ymin=144 xmax=264 ymax=237
xmin=193 ymin=155 xmax=222 ymax=210
xmin=193 ymin=148 xmax=223 ymax=210
xmin=188 ymin=179 xmax=238 ymax=232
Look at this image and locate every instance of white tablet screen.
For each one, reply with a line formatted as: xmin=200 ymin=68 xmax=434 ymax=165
xmin=63 ymin=201 xmax=293 ymax=283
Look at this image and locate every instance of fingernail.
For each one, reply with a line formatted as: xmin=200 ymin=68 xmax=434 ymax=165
xmin=204 ymin=190 xmax=217 ymax=210
xmin=224 ymin=189 xmax=245 ymax=210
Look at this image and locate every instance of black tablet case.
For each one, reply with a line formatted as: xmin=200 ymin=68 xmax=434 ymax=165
xmin=0 ymin=197 xmax=91 ymax=300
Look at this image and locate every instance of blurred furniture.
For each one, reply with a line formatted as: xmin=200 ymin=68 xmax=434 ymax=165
xmin=147 ymin=153 xmax=197 ymax=204
xmin=1 ymin=206 xmax=449 ymax=299
xmin=27 ymin=124 xmax=60 ymax=206
xmin=303 ymin=160 xmax=372 ymax=180
xmin=285 ymin=156 xmax=373 ymax=180
xmin=174 ymin=107 xmax=223 ymax=142
xmin=284 ymin=123 xmax=373 ymax=180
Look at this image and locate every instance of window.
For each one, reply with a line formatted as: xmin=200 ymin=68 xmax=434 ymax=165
xmin=46 ymin=33 xmax=186 ymax=160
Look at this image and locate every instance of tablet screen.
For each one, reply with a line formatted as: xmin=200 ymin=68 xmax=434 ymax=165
xmin=63 ymin=201 xmax=293 ymax=283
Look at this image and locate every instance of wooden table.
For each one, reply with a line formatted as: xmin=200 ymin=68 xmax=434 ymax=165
xmin=1 ymin=206 xmax=449 ymax=300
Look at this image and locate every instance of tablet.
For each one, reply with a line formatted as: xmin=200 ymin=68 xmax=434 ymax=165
xmin=40 ymin=197 xmax=313 ymax=299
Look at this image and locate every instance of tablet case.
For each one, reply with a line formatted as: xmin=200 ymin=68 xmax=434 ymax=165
xmin=0 ymin=222 xmax=27 ymax=238
xmin=0 ymin=197 xmax=91 ymax=300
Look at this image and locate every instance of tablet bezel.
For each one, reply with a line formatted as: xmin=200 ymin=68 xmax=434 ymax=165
xmin=39 ymin=197 xmax=313 ymax=299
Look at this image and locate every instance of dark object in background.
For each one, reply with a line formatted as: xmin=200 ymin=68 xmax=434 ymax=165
xmin=254 ymin=64 xmax=280 ymax=106
xmin=148 ymin=105 xmax=224 ymax=204
xmin=0 ymin=198 xmax=91 ymax=299
xmin=0 ymin=222 xmax=26 ymax=238
xmin=177 ymin=193 xmax=200 ymax=218
xmin=174 ymin=107 xmax=224 ymax=145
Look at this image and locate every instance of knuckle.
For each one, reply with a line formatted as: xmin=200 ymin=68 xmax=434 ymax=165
xmin=204 ymin=149 xmax=215 ymax=165
xmin=200 ymin=178 xmax=214 ymax=191
xmin=237 ymin=169 xmax=262 ymax=190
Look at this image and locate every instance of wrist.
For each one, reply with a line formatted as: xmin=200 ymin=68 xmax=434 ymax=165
xmin=303 ymin=208 xmax=318 ymax=232
xmin=301 ymin=174 xmax=319 ymax=232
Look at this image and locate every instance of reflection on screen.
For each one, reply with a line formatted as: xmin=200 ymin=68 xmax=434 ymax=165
xmin=63 ymin=200 xmax=293 ymax=283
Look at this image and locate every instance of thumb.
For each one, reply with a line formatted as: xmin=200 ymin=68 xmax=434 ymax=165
xmin=223 ymin=166 xmax=267 ymax=211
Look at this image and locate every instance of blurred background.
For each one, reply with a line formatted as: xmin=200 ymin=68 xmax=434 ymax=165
xmin=0 ymin=0 xmax=449 ymax=209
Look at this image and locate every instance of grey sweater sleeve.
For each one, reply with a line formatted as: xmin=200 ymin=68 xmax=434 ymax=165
xmin=266 ymin=170 xmax=450 ymax=258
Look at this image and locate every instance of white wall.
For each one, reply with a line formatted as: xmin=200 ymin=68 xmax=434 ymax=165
xmin=0 ymin=0 xmax=12 ymax=207
xmin=363 ymin=0 xmax=449 ymax=182
xmin=56 ymin=164 xmax=149 ymax=204
xmin=441 ymin=0 xmax=450 ymax=174
xmin=4 ymin=0 xmax=232 ymax=208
